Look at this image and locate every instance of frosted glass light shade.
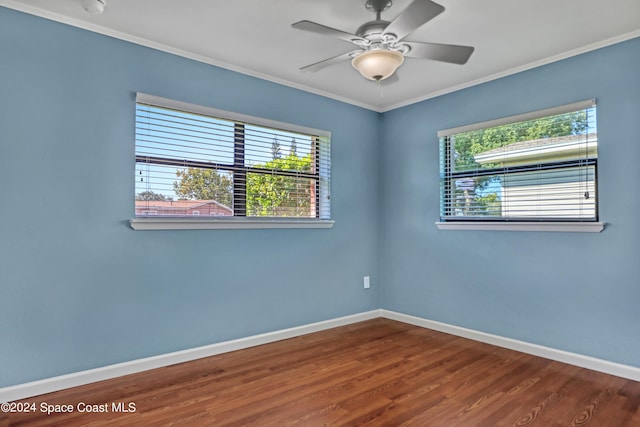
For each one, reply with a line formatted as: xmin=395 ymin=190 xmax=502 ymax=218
xmin=351 ymin=49 xmax=404 ymax=81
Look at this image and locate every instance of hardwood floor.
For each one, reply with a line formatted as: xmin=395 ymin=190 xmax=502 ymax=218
xmin=2 ymin=318 xmax=639 ymax=426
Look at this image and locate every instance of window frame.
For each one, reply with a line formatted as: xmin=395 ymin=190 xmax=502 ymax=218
xmin=436 ymin=100 xmax=604 ymax=233
xmin=130 ymin=93 xmax=334 ymax=230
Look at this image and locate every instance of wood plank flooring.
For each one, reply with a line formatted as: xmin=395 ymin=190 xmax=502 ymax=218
xmin=2 ymin=318 xmax=639 ymax=426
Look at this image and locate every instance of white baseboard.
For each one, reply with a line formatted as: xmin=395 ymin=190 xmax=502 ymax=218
xmin=0 ymin=310 xmax=380 ymax=403
xmin=3 ymin=308 xmax=639 ymax=403
xmin=380 ymin=309 xmax=640 ymax=382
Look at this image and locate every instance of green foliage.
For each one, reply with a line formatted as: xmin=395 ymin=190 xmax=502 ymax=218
xmin=453 ymin=111 xmax=587 ymax=171
xmin=271 ymin=137 xmax=282 ymax=160
xmin=474 ymin=192 xmax=501 ymax=217
xmin=173 ymin=168 xmax=233 ymax=207
xmin=247 ymin=152 xmax=312 ymax=217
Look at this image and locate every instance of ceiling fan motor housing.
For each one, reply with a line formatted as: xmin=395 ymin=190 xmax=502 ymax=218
xmin=356 ymin=20 xmax=391 ymax=40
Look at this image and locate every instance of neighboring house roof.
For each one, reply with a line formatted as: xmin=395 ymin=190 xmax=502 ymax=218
xmin=474 ymin=133 xmax=597 ymax=165
xmin=135 ymin=199 xmax=233 ymax=215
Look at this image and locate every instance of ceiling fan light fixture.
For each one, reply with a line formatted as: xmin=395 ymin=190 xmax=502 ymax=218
xmin=351 ymin=49 xmax=404 ymax=81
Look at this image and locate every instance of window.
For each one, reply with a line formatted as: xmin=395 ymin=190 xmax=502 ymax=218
xmin=131 ymin=94 xmax=332 ymax=230
xmin=438 ymin=100 xmax=603 ymax=232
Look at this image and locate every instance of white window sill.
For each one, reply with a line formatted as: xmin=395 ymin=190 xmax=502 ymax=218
xmin=435 ymin=221 xmax=605 ymax=233
xmin=130 ymin=217 xmax=335 ymax=230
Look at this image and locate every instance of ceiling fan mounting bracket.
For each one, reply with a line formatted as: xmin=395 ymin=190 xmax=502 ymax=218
xmin=365 ymin=0 xmax=392 ymax=14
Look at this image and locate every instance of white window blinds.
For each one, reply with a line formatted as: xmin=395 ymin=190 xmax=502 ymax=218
xmin=135 ymin=94 xmax=331 ymax=220
xmin=438 ymin=100 xmax=597 ymax=222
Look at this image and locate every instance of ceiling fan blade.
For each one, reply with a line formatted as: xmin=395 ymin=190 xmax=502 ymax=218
xmin=383 ymin=0 xmax=445 ymax=41
xmin=292 ymin=20 xmax=368 ymax=45
xmin=300 ymin=50 xmax=361 ymax=73
xmin=404 ymin=41 xmax=474 ymax=65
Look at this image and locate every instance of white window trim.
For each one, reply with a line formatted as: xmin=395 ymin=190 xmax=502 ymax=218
xmin=438 ymin=99 xmax=601 ymax=232
xmin=435 ymin=221 xmax=604 ymax=233
xmin=437 ymin=99 xmax=596 ymax=138
xmin=136 ymin=93 xmax=331 ymax=138
xmin=130 ymin=218 xmax=335 ymax=230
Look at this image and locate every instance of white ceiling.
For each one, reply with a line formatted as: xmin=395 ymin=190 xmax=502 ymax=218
xmin=3 ymin=0 xmax=640 ymax=111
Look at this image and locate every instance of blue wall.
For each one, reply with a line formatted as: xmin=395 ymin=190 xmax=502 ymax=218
xmin=1 ymin=6 xmax=638 ymax=389
xmin=379 ymin=37 xmax=640 ymax=367
xmin=0 ymin=8 xmax=380 ymax=387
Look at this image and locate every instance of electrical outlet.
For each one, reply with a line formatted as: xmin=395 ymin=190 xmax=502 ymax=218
xmin=363 ymin=276 xmax=370 ymax=289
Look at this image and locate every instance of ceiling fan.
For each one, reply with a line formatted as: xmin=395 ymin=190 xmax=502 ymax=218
xmin=292 ymin=0 xmax=474 ymax=82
